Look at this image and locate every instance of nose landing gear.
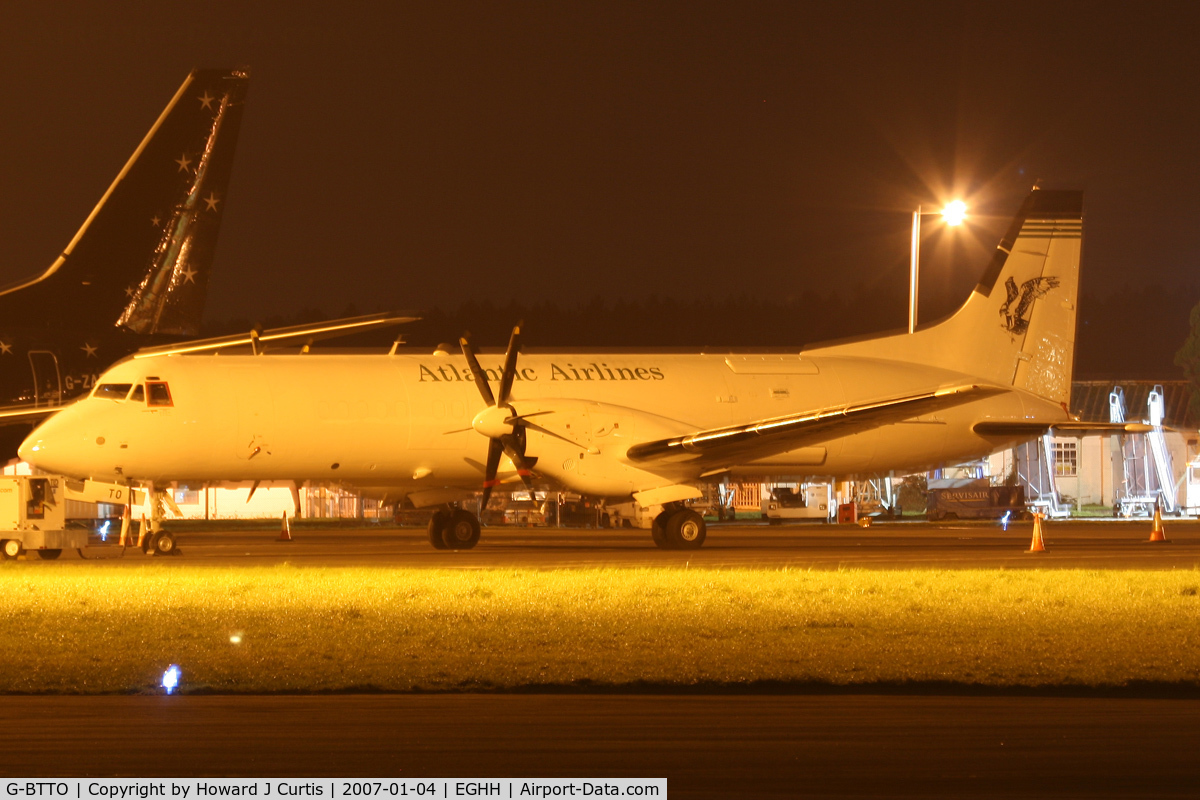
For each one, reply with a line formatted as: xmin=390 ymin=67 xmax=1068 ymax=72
xmin=142 ymin=530 xmax=177 ymax=556
xmin=140 ymin=484 xmax=180 ymax=556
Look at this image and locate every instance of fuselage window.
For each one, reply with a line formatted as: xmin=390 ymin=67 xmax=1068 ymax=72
xmin=129 ymin=385 xmax=145 ymax=403
xmin=94 ymin=383 xmax=133 ymax=401
xmin=147 ymin=381 xmax=173 ymax=407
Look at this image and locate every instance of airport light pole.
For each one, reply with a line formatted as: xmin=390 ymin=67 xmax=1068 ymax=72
xmin=909 ymin=200 xmax=967 ymax=334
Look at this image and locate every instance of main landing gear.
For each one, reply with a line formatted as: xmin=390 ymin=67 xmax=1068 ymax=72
xmin=428 ymin=505 xmax=482 ymax=550
xmin=650 ymin=504 xmax=707 ymax=550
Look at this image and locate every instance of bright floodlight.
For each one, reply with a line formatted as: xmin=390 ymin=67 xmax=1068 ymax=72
xmin=162 ymin=665 xmax=181 ymax=695
xmin=941 ymin=200 xmax=968 ymax=226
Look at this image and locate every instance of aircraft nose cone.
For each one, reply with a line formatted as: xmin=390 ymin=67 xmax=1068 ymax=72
xmin=18 ymin=413 xmax=87 ymax=475
xmin=18 ymin=430 xmax=49 ymax=466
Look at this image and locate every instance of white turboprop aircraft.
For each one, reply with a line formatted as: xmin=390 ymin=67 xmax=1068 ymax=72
xmin=21 ymin=188 xmax=1123 ymax=550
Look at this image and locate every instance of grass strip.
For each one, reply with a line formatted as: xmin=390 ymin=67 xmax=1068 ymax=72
xmin=1 ymin=565 xmax=1199 ymax=694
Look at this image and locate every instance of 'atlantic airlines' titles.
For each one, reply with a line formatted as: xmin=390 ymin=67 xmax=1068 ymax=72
xmin=417 ymin=363 xmax=666 ymax=383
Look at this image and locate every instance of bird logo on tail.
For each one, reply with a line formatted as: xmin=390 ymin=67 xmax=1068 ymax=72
xmin=1000 ymin=276 xmax=1059 ymax=336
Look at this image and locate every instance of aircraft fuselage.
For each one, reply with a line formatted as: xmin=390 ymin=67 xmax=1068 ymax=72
xmin=21 ymin=350 xmax=1061 ymax=495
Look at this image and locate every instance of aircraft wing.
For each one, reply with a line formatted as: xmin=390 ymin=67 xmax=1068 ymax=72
xmin=132 ymin=312 xmax=419 ymax=358
xmin=0 ymin=404 xmax=61 ymax=427
xmin=624 ymin=384 xmax=1007 ymax=470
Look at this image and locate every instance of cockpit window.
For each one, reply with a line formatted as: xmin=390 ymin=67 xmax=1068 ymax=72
xmin=129 ymin=385 xmax=145 ymax=403
xmin=147 ymin=381 xmax=173 ymax=407
xmin=94 ymin=384 xmax=133 ymax=401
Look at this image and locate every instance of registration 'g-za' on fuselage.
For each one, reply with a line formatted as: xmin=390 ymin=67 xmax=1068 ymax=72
xmin=21 ymin=189 xmax=1083 ymax=506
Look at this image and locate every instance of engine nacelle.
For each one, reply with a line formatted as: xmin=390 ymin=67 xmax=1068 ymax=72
xmin=514 ymin=398 xmax=702 ymax=498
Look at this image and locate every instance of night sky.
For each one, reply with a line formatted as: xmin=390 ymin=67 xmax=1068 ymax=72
xmin=2 ymin=3 xmax=1197 ymax=354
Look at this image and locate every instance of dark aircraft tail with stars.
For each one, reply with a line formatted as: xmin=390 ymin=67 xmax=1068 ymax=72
xmin=0 ymin=68 xmax=250 ymax=430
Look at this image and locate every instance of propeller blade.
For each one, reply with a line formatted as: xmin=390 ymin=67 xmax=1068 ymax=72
xmin=480 ymin=437 xmax=505 ymax=509
xmin=505 ymin=410 xmax=553 ymax=424
xmin=459 ymin=334 xmax=496 ymax=407
xmin=521 ymin=420 xmax=594 ymax=452
xmin=501 ymin=434 xmax=536 ymax=491
xmin=497 ymin=323 xmax=522 ymax=406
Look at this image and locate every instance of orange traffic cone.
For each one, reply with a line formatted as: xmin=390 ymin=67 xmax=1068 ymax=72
xmin=137 ymin=515 xmax=149 ymax=549
xmin=278 ymin=511 xmax=292 ymax=542
xmin=117 ymin=504 xmax=131 ymax=546
xmin=1149 ymin=505 xmax=1168 ymax=543
xmin=1026 ymin=512 xmax=1046 ymax=553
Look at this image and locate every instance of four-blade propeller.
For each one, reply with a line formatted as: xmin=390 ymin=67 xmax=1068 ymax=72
xmin=460 ymin=325 xmax=538 ymax=508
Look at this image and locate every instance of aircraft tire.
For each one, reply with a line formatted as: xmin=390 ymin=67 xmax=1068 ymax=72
xmin=427 ymin=511 xmax=451 ymax=549
xmin=1 ymin=539 xmax=21 ymax=559
xmin=442 ymin=510 xmax=481 ymax=550
xmin=650 ymin=513 xmax=672 ymax=549
xmin=151 ymin=532 xmax=177 ymax=556
xmin=36 ymin=549 xmax=62 ymax=560
xmin=665 ymin=509 xmax=706 ymax=550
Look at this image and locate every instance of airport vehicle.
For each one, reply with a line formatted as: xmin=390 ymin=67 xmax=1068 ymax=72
xmin=481 ymin=492 xmax=546 ymax=526
xmin=761 ymin=482 xmax=833 ymax=523
xmin=0 ymin=475 xmax=144 ymax=559
xmin=554 ymin=496 xmax=609 ymax=528
xmin=924 ymin=479 xmax=1028 ymax=521
xmin=24 ymin=187 xmax=1145 ymax=551
xmin=0 ymin=68 xmax=249 ymax=438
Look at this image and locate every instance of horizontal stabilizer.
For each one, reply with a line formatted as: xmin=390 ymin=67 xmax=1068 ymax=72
xmin=974 ymin=421 xmax=1155 ymax=437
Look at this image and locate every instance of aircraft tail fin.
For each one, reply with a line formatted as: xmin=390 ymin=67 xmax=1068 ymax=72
xmin=808 ymin=188 xmax=1084 ymax=406
xmin=0 ymin=68 xmax=250 ymax=336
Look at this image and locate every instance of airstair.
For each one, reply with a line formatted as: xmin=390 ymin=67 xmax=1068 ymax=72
xmin=1016 ymin=435 xmax=1071 ymax=518
xmin=856 ymin=473 xmax=896 ymax=514
xmin=1111 ymin=386 xmax=1178 ymax=515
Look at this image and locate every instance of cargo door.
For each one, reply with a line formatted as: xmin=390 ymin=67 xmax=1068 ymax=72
xmin=406 ymin=375 xmax=474 ymax=451
xmin=229 ymin=367 xmax=275 ymax=462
